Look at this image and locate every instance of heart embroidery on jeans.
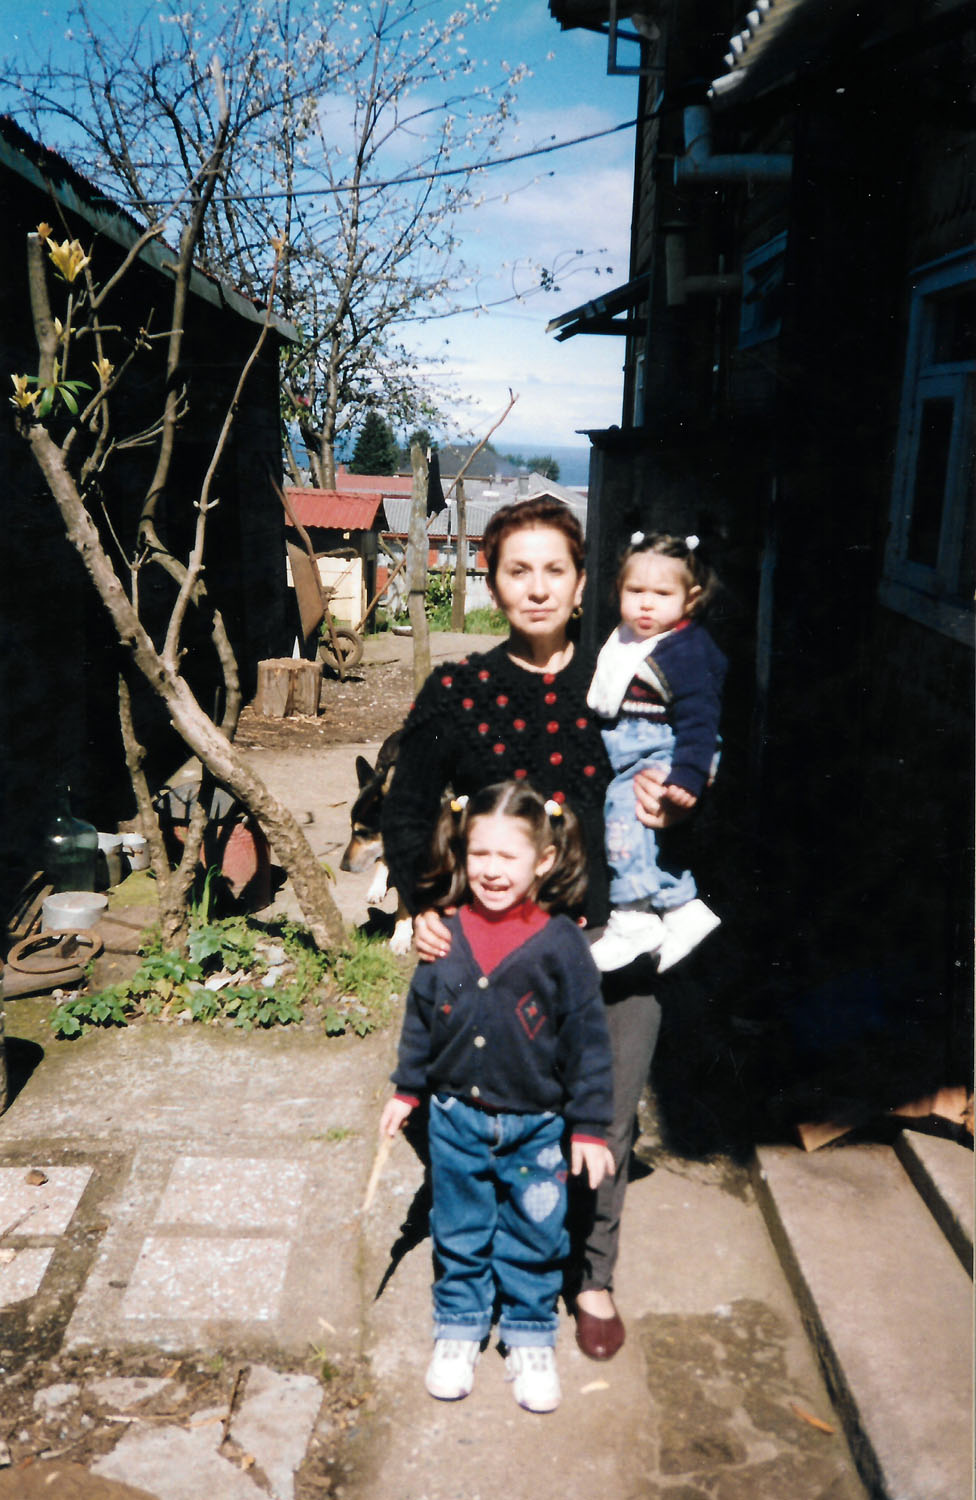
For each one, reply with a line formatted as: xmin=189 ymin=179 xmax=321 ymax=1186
xmin=523 ymin=1180 xmax=560 ymax=1223
xmin=536 ymin=1144 xmax=563 ymax=1169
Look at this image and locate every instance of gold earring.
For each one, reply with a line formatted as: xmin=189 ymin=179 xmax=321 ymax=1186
xmin=571 ymin=604 xmax=583 ymax=620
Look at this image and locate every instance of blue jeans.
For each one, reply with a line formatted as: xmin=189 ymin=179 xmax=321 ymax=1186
xmin=601 ymin=716 xmax=696 ymax=910
xmin=427 ymin=1094 xmax=568 ymax=1348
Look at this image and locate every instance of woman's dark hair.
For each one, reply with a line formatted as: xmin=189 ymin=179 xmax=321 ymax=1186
xmin=617 ymin=531 xmax=721 ymax=616
xmin=482 ymin=498 xmax=585 ymax=586
xmin=416 ymin=780 xmax=588 ymax=916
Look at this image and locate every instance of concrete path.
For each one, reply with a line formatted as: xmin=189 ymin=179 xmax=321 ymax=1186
xmin=1 ymin=636 xmax=953 ymax=1497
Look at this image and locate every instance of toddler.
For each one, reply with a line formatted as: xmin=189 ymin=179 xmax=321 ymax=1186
xmin=587 ymin=532 xmax=726 ymax=973
xmin=379 ymin=780 xmax=614 ymax=1414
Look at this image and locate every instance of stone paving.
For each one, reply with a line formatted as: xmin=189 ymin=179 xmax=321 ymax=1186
xmin=0 ymin=659 xmax=878 ymax=1499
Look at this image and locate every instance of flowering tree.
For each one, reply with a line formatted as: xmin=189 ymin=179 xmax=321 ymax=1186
xmin=2 ymin=0 xmax=528 ymax=488
xmin=11 ymin=210 xmax=345 ymax=952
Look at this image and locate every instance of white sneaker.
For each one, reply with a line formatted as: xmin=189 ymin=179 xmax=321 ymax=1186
xmin=590 ymin=909 xmax=665 ymax=972
xmin=424 ymin=1338 xmax=480 ymax=1400
xmin=656 ymin=899 xmax=721 ymax=973
xmin=504 ymin=1345 xmax=561 ymax=1413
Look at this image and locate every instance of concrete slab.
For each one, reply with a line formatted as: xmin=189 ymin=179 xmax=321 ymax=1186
xmin=152 ymin=1157 xmax=308 ymax=1231
xmin=755 ymin=1143 xmax=974 ymax=1500
xmin=0 ymin=1164 xmax=92 ymax=1235
xmin=93 ymin=1419 xmax=267 ymax=1500
xmin=121 ymin=1235 xmax=292 ymax=1323
xmin=894 ymin=1129 xmax=974 ymax=1273
xmin=229 ymin=1363 xmax=323 ymax=1500
xmin=0 ymin=1244 xmax=54 ymax=1305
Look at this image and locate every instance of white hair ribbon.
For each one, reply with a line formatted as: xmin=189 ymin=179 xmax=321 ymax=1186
xmin=450 ymin=794 xmax=469 ymax=813
xmin=685 ymin=534 xmax=700 ymax=551
xmin=630 ymin=530 xmax=645 ymax=546
xmin=543 ymin=799 xmax=563 ymax=819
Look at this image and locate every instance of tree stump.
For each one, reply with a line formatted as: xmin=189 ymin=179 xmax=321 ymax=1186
xmin=254 ymin=658 xmax=321 ymax=717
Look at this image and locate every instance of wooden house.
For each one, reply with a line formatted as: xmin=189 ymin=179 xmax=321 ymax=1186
xmin=548 ymin=1 xmax=974 ymax=1121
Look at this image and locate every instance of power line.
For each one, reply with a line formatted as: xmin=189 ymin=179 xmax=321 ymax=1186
xmin=101 ymin=115 xmax=640 ymax=208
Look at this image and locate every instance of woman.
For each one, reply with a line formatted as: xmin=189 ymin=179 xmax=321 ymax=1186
xmin=381 ymin=497 xmax=680 ymax=1360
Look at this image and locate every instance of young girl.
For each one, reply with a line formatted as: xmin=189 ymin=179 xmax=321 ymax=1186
xmin=379 ymin=780 xmax=614 ymax=1414
xmin=587 ymin=532 xmax=727 ymax=974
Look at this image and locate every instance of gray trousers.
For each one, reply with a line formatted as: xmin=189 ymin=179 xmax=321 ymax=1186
xmin=577 ymin=974 xmax=662 ymax=1295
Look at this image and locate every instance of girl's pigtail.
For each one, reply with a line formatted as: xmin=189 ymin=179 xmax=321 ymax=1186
xmin=415 ymin=793 xmax=471 ymax=910
xmin=536 ymin=798 xmax=588 ymax=915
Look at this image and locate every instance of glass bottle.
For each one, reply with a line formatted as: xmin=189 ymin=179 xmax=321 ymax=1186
xmin=43 ymin=784 xmax=98 ymax=892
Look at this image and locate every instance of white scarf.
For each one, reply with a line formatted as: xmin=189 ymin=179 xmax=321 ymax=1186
xmin=586 ymin=625 xmax=669 ymax=718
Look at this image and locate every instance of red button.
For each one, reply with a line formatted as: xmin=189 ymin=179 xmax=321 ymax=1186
xmin=496 ymin=694 xmax=509 ymax=707
xmin=478 ymin=723 xmax=489 ymax=734
xmin=576 ymin=717 xmax=588 ymax=729
xmin=463 ymin=698 xmax=474 ymax=710
xmin=552 ymin=791 xmax=566 ymax=803
xmin=584 ymin=765 xmax=596 ymax=777
xmin=493 ymin=743 xmax=505 ymax=755
xmin=547 ymin=721 xmax=559 ymax=734
xmin=514 ymin=768 xmax=528 ymax=779
xmin=550 ymin=752 xmax=563 ymax=766
xmin=441 ymin=676 xmax=453 ymax=687
xmin=545 ymin=692 xmax=556 ymax=705
xmin=478 ymin=669 xmax=490 ymax=681
xmin=542 ymin=673 xmax=555 ymax=684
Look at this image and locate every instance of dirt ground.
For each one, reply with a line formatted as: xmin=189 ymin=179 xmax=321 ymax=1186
xmin=236 ymin=659 xmax=414 ymax=754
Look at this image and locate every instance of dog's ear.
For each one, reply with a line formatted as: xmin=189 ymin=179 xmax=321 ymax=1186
xmin=355 ymin=755 xmax=375 ymax=787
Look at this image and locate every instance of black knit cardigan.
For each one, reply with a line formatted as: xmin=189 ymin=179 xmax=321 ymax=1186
xmin=381 ymin=643 xmax=613 ymax=926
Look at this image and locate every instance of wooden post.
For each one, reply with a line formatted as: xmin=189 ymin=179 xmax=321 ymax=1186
xmin=407 ymin=443 xmax=431 ymax=694
xmin=451 ymin=475 xmax=467 ymax=631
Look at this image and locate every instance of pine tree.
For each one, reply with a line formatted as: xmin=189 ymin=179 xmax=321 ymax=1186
xmin=349 ymin=411 xmax=400 ymax=475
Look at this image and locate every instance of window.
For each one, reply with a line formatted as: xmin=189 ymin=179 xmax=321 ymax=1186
xmin=738 ymin=232 xmax=787 ymax=349
xmin=881 ymin=250 xmax=975 ymax=645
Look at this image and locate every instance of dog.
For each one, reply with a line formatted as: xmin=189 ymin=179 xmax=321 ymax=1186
xmin=340 ymin=729 xmax=414 ymax=954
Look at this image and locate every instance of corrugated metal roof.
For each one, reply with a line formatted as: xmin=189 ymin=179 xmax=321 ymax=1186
xmin=284 ymin=488 xmax=385 ymax=531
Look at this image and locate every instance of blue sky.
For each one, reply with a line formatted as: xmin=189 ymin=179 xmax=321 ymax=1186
xmin=0 ymin=2 xmax=639 ymax=454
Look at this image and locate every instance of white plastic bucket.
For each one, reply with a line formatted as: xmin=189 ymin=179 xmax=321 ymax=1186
xmin=122 ymin=833 xmax=149 ymax=871
xmin=42 ymin=891 xmax=109 ymax=931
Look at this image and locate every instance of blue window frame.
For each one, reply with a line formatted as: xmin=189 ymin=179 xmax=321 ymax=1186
xmin=880 ymin=249 xmax=975 ymax=646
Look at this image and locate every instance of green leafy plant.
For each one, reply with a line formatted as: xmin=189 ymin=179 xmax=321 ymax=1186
xmin=425 ymin=569 xmax=454 ymax=630
xmin=49 ymin=914 xmax=402 ymax=1038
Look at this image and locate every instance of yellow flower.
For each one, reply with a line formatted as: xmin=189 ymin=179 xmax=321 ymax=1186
xmin=10 ymin=373 xmax=40 ymax=410
xmin=46 ymin=237 xmax=91 ymax=283
xmin=36 ymin=222 xmax=52 ymax=240
xmin=92 ymin=357 xmax=114 ymax=384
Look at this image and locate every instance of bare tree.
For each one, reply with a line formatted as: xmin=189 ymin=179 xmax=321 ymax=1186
xmin=2 ymin=0 xmax=528 ymax=488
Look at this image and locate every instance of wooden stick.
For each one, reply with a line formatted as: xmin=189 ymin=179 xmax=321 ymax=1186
xmin=361 ymin=1134 xmax=395 ymax=1212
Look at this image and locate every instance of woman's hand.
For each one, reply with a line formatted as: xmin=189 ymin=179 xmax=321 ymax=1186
xmin=413 ymin=907 xmax=454 ymax=962
xmin=571 ymin=1139 xmax=617 ymax=1190
xmin=634 ymin=765 xmax=693 ymax=829
xmin=379 ymin=1097 xmax=414 ymax=1137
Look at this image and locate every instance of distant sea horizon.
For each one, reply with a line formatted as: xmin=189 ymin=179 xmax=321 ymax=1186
xmin=506 ymin=443 xmax=591 ymax=487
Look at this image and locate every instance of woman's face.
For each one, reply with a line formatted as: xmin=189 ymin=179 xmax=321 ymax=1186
xmin=488 ymin=525 xmax=585 ymax=642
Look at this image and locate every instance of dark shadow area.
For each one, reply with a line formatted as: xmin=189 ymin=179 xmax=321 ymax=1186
xmin=0 ymin=1035 xmax=45 ymax=1108
xmin=372 ymin=1107 xmax=432 ymax=1302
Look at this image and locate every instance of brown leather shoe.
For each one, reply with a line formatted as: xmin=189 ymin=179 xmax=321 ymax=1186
xmin=574 ymin=1301 xmax=626 ymax=1361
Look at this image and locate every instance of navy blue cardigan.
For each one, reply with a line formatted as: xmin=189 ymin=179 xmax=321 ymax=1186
xmin=391 ymin=912 xmax=613 ymax=1142
xmin=608 ymin=621 xmax=727 ymax=799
